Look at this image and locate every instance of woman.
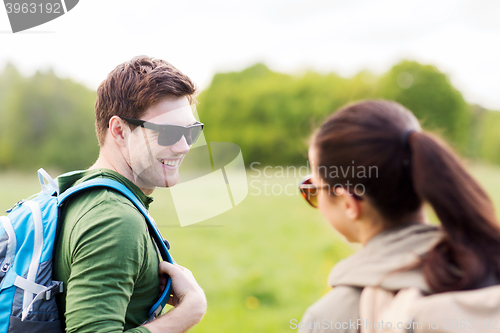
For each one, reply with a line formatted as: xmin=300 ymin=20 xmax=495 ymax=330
xmin=298 ymin=100 xmax=500 ymax=332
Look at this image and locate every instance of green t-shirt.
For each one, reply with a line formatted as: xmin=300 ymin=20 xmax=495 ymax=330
xmin=53 ymin=169 xmax=159 ymax=333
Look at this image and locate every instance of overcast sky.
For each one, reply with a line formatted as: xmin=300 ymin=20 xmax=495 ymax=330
xmin=1 ymin=0 xmax=499 ymax=109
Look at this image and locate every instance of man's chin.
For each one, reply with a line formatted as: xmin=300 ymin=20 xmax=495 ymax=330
xmin=133 ymin=168 xmax=180 ymax=189
xmin=157 ymin=175 xmax=179 ymax=188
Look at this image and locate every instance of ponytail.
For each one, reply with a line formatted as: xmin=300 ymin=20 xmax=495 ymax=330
xmin=409 ymin=131 xmax=500 ymax=292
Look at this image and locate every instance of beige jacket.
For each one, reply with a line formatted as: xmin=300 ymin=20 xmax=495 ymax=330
xmin=297 ymin=223 xmax=441 ymax=333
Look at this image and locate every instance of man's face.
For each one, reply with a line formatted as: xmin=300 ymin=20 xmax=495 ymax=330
xmin=125 ymin=96 xmax=198 ymax=190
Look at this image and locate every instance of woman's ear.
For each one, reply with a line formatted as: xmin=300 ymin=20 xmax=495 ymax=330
xmin=336 ymin=187 xmax=362 ymax=221
xmin=108 ymin=116 xmax=128 ymax=147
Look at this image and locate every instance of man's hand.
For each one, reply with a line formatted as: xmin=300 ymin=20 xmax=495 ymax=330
xmin=144 ymin=262 xmax=207 ymax=333
xmin=159 ymin=262 xmax=206 ymax=308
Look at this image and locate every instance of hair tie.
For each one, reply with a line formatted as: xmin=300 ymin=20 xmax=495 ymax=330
xmin=401 ymin=129 xmax=415 ymax=166
xmin=401 ymin=129 xmax=415 ymax=150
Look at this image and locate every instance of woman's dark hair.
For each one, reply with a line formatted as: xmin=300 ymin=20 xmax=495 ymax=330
xmin=313 ymin=99 xmax=500 ymax=293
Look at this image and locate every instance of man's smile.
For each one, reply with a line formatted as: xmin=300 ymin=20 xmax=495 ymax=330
xmin=159 ymin=158 xmax=182 ymax=168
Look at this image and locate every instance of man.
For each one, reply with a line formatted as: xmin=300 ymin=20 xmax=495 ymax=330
xmin=54 ymin=56 xmax=207 ymax=333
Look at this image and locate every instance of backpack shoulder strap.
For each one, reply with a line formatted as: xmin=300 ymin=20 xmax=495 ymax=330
xmin=359 ymin=286 xmax=395 ymax=333
xmin=359 ymin=286 xmax=424 ymax=333
xmin=57 ymin=178 xmax=173 ymax=320
xmin=411 ymin=284 xmax=500 ymax=332
xmin=58 ymin=178 xmax=145 ymax=214
xmin=57 ymin=178 xmax=171 ymax=260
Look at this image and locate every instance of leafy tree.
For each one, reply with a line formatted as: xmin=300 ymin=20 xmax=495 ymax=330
xmin=477 ymin=109 xmax=500 ymax=165
xmin=0 ymin=66 xmax=98 ymax=171
xmin=377 ymin=60 xmax=470 ymax=152
xmin=198 ymin=64 xmax=377 ymax=166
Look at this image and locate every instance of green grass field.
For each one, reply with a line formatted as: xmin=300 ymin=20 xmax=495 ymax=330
xmin=1 ymin=162 xmax=500 ymax=332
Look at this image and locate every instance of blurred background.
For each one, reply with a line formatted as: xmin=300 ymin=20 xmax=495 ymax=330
xmin=1 ymin=0 xmax=500 ymax=332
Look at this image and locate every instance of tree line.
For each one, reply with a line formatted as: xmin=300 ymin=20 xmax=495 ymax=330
xmin=0 ymin=60 xmax=498 ymax=172
xmin=198 ymin=61 xmax=492 ymax=166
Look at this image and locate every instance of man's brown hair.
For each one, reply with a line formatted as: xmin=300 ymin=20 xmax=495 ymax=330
xmin=95 ymin=55 xmax=197 ymax=145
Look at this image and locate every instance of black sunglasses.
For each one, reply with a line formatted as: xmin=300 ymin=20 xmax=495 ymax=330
xmin=120 ymin=116 xmax=204 ymax=146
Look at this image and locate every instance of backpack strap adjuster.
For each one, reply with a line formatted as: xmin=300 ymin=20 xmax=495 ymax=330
xmin=14 ymin=276 xmax=64 ymax=321
xmin=1 ymin=262 xmax=11 ymax=273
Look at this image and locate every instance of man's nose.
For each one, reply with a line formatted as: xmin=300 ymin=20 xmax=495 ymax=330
xmin=170 ymin=135 xmax=190 ymax=154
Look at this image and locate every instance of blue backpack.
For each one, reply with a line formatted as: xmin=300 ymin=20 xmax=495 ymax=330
xmin=0 ymin=169 xmax=174 ymax=332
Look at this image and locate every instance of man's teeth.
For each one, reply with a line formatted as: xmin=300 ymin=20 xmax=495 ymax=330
xmin=160 ymin=159 xmax=179 ymax=167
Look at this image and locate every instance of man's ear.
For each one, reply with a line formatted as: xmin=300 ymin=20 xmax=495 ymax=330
xmin=108 ymin=116 xmax=128 ymax=147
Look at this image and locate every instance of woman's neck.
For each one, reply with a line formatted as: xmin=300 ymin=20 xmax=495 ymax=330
xmin=359 ymin=208 xmax=429 ymax=246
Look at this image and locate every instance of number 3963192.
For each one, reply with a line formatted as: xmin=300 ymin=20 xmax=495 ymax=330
xmin=5 ymin=3 xmax=62 ymax=14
